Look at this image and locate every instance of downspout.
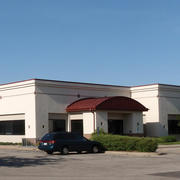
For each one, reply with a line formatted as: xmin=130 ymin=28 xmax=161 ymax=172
xmin=92 ymin=111 xmax=95 ymax=132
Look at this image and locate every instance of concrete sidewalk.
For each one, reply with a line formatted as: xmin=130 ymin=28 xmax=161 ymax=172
xmin=158 ymin=144 xmax=180 ymax=148
xmin=105 ymin=151 xmax=161 ymax=157
xmin=0 ymin=145 xmax=39 ymax=151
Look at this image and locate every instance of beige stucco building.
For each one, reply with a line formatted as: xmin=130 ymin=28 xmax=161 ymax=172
xmin=0 ymin=79 xmax=180 ymax=143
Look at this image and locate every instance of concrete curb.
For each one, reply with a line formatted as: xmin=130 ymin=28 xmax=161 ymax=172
xmin=0 ymin=145 xmax=39 ymax=151
xmin=105 ymin=151 xmax=163 ymax=157
xmin=158 ymin=144 xmax=180 ymax=148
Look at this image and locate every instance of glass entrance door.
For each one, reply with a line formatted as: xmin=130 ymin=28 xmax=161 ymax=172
xmin=71 ymin=120 xmax=83 ymax=135
xmin=108 ymin=120 xmax=123 ymax=135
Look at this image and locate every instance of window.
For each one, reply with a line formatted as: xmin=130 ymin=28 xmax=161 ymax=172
xmin=54 ymin=134 xmax=69 ymax=140
xmin=49 ymin=119 xmax=66 ymax=132
xmin=0 ymin=120 xmax=25 ymax=135
xmin=74 ymin=135 xmax=87 ymax=141
xmin=53 ymin=120 xmax=65 ymax=132
xmin=168 ymin=120 xmax=180 ymax=134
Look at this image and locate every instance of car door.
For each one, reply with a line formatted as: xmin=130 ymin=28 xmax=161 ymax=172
xmin=73 ymin=135 xmax=91 ymax=151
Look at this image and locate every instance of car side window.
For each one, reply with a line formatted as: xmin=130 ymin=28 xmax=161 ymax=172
xmin=67 ymin=134 xmax=76 ymax=140
xmin=54 ymin=134 xmax=68 ymax=140
xmin=74 ymin=135 xmax=87 ymax=141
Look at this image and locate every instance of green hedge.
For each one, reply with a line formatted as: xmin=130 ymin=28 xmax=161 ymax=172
xmin=155 ymin=136 xmax=177 ymax=143
xmin=91 ymin=134 xmax=158 ymax=152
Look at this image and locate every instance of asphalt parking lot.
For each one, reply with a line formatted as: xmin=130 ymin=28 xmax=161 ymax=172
xmin=0 ymin=147 xmax=180 ymax=180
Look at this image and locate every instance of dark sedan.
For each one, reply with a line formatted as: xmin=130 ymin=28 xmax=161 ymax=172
xmin=38 ymin=132 xmax=104 ymax=155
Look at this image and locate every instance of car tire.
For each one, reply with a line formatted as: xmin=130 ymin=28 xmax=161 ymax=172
xmin=92 ymin=145 xmax=99 ymax=153
xmin=46 ymin=151 xmax=53 ymax=155
xmin=77 ymin=150 xmax=81 ymax=154
xmin=61 ymin=146 xmax=69 ymax=155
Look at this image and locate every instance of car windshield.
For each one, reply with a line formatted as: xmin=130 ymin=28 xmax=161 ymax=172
xmin=41 ymin=133 xmax=54 ymax=141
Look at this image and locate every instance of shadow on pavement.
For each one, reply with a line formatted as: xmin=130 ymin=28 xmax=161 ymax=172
xmin=150 ymin=171 xmax=180 ymax=178
xmin=0 ymin=156 xmax=64 ymax=168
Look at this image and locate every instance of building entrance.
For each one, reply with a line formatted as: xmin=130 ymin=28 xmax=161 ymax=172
xmin=108 ymin=120 xmax=123 ymax=135
xmin=71 ymin=120 xmax=83 ymax=135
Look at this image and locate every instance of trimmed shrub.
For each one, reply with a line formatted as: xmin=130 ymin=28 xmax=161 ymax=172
xmin=154 ymin=136 xmax=177 ymax=143
xmin=135 ymin=138 xmax=157 ymax=152
xmin=159 ymin=136 xmax=177 ymax=143
xmin=91 ymin=134 xmax=158 ymax=152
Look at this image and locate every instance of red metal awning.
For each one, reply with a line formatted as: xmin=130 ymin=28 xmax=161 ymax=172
xmin=66 ymin=96 xmax=148 ymax=112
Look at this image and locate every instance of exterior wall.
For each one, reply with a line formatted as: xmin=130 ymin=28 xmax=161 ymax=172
xmin=0 ymin=135 xmax=25 ymax=143
xmin=95 ymin=111 xmax=108 ymax=133
xmin=83 ymin=112 xmax=94 ymax=135
xmin=158 ymin=85 xmax=180 ymax=136
xmin=69 ymin=114 xmax=83 ymax=120
xmin=0 ymin=79 xmax=130 ymax=142
xmin=123 ymin=114 xmax=133 ymax=134
xmin=108 ymin=112 xmax=143 ymax=135
xmin=131 ymin=84 xmax=180 ymax=137
xmin=131 ymin=112 xmax=143 ymax=134
xmin=0 ymin=80 xmax=36 ymax=143
xmin=35 ymin=79 xmax=130 ymax=139
xmin=4 ymin=78 xmax=180 ymax=141
xmin=131 ymin=85 xmax=160 ymax=136
xmin=68 ymin=111 xmax=143 ymax=137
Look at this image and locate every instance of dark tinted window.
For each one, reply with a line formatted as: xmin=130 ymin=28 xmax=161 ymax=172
xmin=54 ymin=133 xmax=69 ymax=140
xmin=74 ymin=135 xmax=87 ymax=141
xmin=71 ymin=120 xmax=83 ymax=135
xmin=0 ymin=120 xmax=25 ymax=135
xmin=55 ymin=133 xmax=78 ymax=140
xmin=43 ymin=133 xmax=87 ymax=141
xmin=42 ymin=133 xmax=54 ymax=140
xmin=67 ymin=134 xmax=76 ymax=139
xmin=168 ymin=120 xmax=180 ymax=134
xmin=52 ymin=120 xmax=65 ymax=132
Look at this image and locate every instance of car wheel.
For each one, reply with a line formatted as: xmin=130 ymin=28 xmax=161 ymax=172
xmin=92 ymin=145 xmax=99 ymax=153
xmin=61 ymin=146 xmax=69 ymax=155
xmin=77 ymin=150 xmax=81 ymax=154
xmin=46 ymin=151 xmax=53 ymax=155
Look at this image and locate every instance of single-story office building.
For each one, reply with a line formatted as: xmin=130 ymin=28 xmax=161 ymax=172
xmin=0 ymin=79 xmax=180 ymax=143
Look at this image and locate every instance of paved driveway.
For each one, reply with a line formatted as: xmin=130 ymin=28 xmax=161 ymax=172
xmin=0 ymin=148 xmax=180 ymax=180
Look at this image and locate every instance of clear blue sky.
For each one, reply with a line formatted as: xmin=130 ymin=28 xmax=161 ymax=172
xmin=0 ymin=0 xmax=180 ymax=86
